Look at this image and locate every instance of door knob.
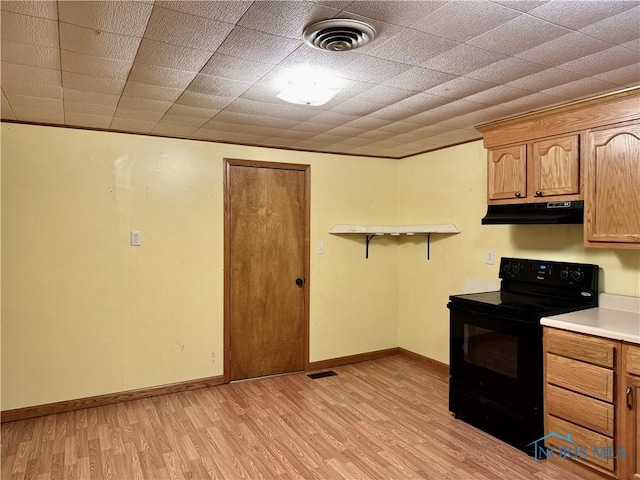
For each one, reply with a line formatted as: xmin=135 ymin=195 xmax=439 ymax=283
xmin=295 ymin=278 xmax=305 ymax=286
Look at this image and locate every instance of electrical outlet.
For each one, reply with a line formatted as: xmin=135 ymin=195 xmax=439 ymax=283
xmin=131 ymin=230 xmax=142 ymax=246
xmin=486 ymin=249 xmax=495 ymax=265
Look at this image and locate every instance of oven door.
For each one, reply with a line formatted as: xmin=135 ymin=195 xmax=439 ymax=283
xmin=449 ymin=302 xmax=541 ymax=408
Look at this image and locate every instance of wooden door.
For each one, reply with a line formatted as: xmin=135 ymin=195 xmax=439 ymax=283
xmin=624 ymin=375 xmax=640 ymax=479
xmin=585 ymin=121 xmax=640 ymax=246
xmin=225 ymin=160 xmax=309 ymax=381
xmin=487 ymin=145 xmax=527 ymax=201
xmin=531 ymin=135 xmax=580 ymax=198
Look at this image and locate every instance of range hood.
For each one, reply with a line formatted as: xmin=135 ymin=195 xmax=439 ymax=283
xmin=481 ymin=201 xmax=584 ymax=225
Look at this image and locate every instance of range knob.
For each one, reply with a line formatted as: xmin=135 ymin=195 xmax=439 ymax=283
xmin=503 ymin=264 xmax=512 ymax=274
xmin=560 ymin=270 xmax=569 ymax=280
xmin=571 ymin=271 xmax=584 ymax=281
xmin=512 ymin=265 xmax=521 ymax=274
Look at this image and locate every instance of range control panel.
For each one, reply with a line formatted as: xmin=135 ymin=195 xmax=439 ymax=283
xmin=499 ymin=257 xmax=599 ymax=290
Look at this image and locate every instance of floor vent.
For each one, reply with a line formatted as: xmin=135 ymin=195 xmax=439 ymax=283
xmin=307 ymin=371 xmax=338 ymax=379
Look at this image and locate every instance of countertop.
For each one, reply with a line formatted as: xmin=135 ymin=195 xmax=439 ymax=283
xmin=541 ymin=293 xmax=640 ymax=344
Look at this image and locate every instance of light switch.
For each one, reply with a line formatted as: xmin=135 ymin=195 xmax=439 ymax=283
xmin=486 ymin=249 xmax=495 ymax=265
xmin=316 ymin=241 xmax=325 ymax=255
xmin=131 ymin=230 xmax=142 ymax=246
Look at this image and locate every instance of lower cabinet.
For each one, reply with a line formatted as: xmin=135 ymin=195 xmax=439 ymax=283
xmin=544 ymin=328 xmax=640 ymax=479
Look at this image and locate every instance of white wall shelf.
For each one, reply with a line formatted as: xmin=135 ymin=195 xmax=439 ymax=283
xmin=329 ymin=224 xmax=461 ymax=259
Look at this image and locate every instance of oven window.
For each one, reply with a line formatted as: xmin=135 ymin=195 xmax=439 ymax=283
xmin=464 ymin=324 xmax=517 ymax=379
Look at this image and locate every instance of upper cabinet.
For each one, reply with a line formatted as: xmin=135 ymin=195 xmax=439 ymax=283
xmin=487 ymin=135 xmax=580 ymax=204
xmin=585 ymin=121 xmax=640 ymax=248
xmin=487 ymin=145 xmax=527 ymax=201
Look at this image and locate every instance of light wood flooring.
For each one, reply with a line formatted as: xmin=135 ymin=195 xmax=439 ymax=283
xmin=2 ymin=355 xmax=584 ymax=479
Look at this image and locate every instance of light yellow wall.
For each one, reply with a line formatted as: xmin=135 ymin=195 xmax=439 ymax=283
xmin=1 ymin=123 xmax=399 ymax=410
xmin=397 ymin=140 xmax=640 ymax=364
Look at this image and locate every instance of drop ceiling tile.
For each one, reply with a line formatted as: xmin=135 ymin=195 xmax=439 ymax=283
xmin=239 ymin=83 xmax=288 ymax=105
xmin=558 ymin=47 xmax=640 ymax=77
xmin=341 ymin=116 xmax=389 ymax=131
xmin=65 ymin=101 xmax=116 ymax=117
xmin=275 ymin=130 xmax=317 ymax=141
xmin=62 ymin=72 xmax=126 ymax=95
xmin=382 ymin=67 xmax=456 ymax=92
xmin=468 ymin=14 xmax=570 ymax=55
xmin=1 ymin=80 xmax=62 ymax=99
xmin=1 ymin=11 xmax=59 ymax=47
xmin=338 ymin=56 xmax=412 ymax=83
xmin=289 ymin=121 xmax=335 ymax=134
xmin=470 ymin=105 xmax=525 ymax=122
xmin=61 ymin=50 xmax=132 ymax=80
xmin=1 ymin=62 xmax=61 ymax=86
xmin=623 ymin=39 xmax=640 ymax=53
xmin=238 ymin=1 xmax=339 ymax=38
xmin=190 ymin=128 xmax=233 ymax=142
xmin=421 ymin=44 xmax=508 ymax=76
xmin=331 ymin=100 xmax=383 ymax=116
xmin=188 ymin=74 xmax=252 ymax=97
xmin=4 ymin=94 xmax=62 ymax=111
xmin=128 ymin=64 xmax=196 ymax=89
xmin=506 ymin=68 xmax=584 ymax=91
xmin=242 ymin=125 xmax=287 ymax=138
xmin=465 ymin=57 xmax=547 ymax=84
xmin=217 ymin=27 xmax=302 ymax=64
xmin=66 ymin=112 xmax=113 ymax=129
xmin=367 ymin=30 xmax=459 ymax=66
xmin=144 ymin=6 xmax=235 ymax=51
xmin=1 ymin=41 xmax=60 ymax=69
xmin=1 ymin=92 xmax=16 ymax=119
xmin=412 ymin=0 xmax=521 ymax=42
xmin=134 ymin=39 xmax=213 ymax=72
xmin=151 ymin=122 xmax=198 ymax=137
xmin=541 ymin=77 xmax=621 ymax=99
xmin=114 ymin=108 xmax=165 ymax=123
xmin=58 ymin=1 xmax=153 ymax=36
xmin=202 ymin=53 xmax=274 ymax=83
xmin=224 ymin=99 xmax=316 ymax=122
xmin=516 ymin=32 xmax=612 ymax=66
xmin=110 ymin=117 xmax=157 ymax=133
xmin=343 ymin=1 xmax=447 ymax=27
xmin=490 ymin=1 xmax=549 ymax=13
xmin=424 ymin=77 xmax=496 ymax=99
xmin=497 ymin=93 xmax=562 ymax=112
xmin=353 ymin=85 xmax=416 ymax=106
xmin=392 ymin=92 xmax=454 ymax=113
xmin=465 ymin=85 xmax=536 ymax=105
xmin=162 ymin=110 xmax=210 ymax=126
xmin=352 ymin=129 xmax=397 ymax=141
xmin=199 ymin=119 xmax=246 ymax=133
xmin=122 ymin=82 xmax=183 ymax=103
xmin=164 ymin=104 xmax=217 ymax=120
xmin=155 ymin=1 xmax=252 ymax=23
xmin=59 ymin=23 xmax=141 ymax=61
xmin=118 ymin=96 xmax=172 ymax=113
xmin=212 ymin=111 xmax=300 ymax=130
xmin=1 ymin=1 xmax=58 ymax=19
xmin=369 ymin=105 xmax=419 ymax=122
xmin=528 ymin=0 xmax=637 ymax=30
xmin=63 ymin=88 xmax=120 ymax=107
xmin=280 ymin=46 xmax=362 ymax=72
xmin=10 ymin=106 xmax=64 ymax=123
xmin=176 ymin=91 xmax=235 ymax=110
xmin=595 ymin=64 xmax=640 ymax=87
xmin=309 ymin=110 xmax=359 ymax=125
xmin=579 ymin=6 xmax=640 ymax=44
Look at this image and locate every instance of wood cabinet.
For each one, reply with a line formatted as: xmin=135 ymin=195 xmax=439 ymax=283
xmin=544 ymin=328 xmax=619 ymax=478
xmin=544 ymin=328 xmax=640 ymax=480
xmin=487 ymin=135 xmax=580 ymax=204
xmin=623 ymin=344 xmax=640 ymax=479
xmin=585 ymin=120 xmax=640 ymax=248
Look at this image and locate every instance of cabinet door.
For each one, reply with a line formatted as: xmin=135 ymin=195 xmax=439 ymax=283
xmin=487 ymin=145 xmax=527 ymax=201
xmin=624 ymin=375 xmax=640 ymax=479
xmin=585 ymin=121 xmax=640 ymax=246
xmin=531 ymin=135 xmax=580 ymax=197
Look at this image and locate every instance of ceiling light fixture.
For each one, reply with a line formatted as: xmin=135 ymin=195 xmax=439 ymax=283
xmin=276 ymin=68 xmax=343 ymax=106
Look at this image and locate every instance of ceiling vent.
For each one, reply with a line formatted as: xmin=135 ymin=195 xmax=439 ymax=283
xmin=303 ymin=19 xmax=376 ymax=52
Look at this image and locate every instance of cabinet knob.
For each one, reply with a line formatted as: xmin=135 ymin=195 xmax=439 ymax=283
xmin=514 ymin=191 xmax=522 ymax=198
xmin=535 ymin=190 xmax=542 ymax=196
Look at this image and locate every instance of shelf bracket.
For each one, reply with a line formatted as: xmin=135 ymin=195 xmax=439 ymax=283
xmin=426 ymin=234 xmax=431 ymax=260
xmin=365 ymin=234 xmax=376 ymax=259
